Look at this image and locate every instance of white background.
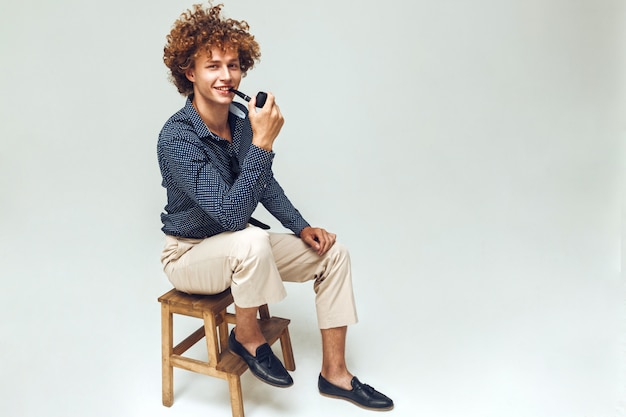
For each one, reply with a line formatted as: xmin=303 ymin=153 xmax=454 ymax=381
xmin=0 ymin=1 xmax=624 ymax=416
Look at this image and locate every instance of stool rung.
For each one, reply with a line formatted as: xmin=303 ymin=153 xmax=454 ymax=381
xmin=173 ymin=326 xmax=205 ymax=355
xmin=171 ymin=354 xmax=228 ymax=378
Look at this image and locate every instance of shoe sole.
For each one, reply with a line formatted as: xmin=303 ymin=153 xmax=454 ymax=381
xmin=319 ymin=391 xmax=394 ymax=411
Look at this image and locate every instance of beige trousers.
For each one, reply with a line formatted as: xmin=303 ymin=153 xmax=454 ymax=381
xmin=160 ymin=225 xmax=358 ymax=329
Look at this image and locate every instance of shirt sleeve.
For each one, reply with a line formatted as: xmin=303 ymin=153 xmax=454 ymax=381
xmin=260 ymin=176 xmax=311 ymax=236
xmin=159 ymin=134 xmax=274 ymax=232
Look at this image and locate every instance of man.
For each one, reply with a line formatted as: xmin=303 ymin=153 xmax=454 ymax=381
xmin=158 ymin=3 xmax=393 ymax=411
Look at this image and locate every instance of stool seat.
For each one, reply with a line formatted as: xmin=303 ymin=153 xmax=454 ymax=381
xmin=158 ymin=288 xmax=295 ymax=417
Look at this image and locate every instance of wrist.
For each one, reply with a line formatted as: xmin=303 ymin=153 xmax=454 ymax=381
xmin=298 ymin=226 xmax=311 ymax=237
xmin=252 ymin=138 xmax=272 ymax=152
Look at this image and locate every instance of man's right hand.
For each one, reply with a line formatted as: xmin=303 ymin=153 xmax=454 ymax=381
xmin=248 ymin=92 xmax=284 ymax=152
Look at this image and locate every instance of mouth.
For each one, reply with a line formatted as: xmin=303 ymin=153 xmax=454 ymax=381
xmin=215 ymin=86 xmax=233 ymax=92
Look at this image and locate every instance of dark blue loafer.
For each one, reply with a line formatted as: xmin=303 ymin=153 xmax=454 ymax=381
xmin=228 ymin=329 xmax=293 ymax=388
xmin=318 ymin=374 xmax=393 ymax=411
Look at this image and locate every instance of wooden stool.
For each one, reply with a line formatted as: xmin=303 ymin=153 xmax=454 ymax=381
xmin=158 ymin=288 xmax=296 ymax=417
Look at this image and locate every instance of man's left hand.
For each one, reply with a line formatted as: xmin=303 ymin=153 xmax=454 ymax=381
xmin=300 ymin=226 xmax=336 ymax=256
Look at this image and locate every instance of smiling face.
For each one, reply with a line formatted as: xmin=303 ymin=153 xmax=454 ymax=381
xmin=185 ymin=46 xmax=242 ymax=109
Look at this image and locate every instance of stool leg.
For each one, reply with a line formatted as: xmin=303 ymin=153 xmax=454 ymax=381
xmin=218 ymin=309 xmax=229 ymax=353
xmin=160 ymin=303 xmax=174 ymax=407
xmin=279 ymin=327 xmax=296 ymax=371
xmin=258 ymin=304 xmax=270 ymax=320
xmin=227 ymin=374 xmax=245 ymax=417
xmin=203 ymin=310 xmax=219 ymax=367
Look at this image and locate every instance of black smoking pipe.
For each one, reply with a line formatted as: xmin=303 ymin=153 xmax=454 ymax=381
xmin=229 ymin=88 xmax=268 ymax=108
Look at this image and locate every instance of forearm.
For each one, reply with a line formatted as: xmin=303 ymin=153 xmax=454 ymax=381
xmin=161 ymin=140 xmax=274 ymax=231
xmin=208 ymin=146 xmax=275 ymax=229
xmin=260 ymin=178 xmax=310 ymax=235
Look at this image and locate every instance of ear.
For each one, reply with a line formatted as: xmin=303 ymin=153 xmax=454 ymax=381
xmin=185 ymin=66 xmax=196 ymax=83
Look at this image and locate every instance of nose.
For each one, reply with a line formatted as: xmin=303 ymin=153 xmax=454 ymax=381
xmin=219 ymin=65 xmax=231 ymax=81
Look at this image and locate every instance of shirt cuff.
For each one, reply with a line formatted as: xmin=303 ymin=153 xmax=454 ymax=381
xmin=248 ymin=144 xmax=275 ymax=164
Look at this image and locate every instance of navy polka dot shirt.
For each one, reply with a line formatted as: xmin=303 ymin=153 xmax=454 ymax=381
xmin=157 ymin=96 xmax=310 ymax=239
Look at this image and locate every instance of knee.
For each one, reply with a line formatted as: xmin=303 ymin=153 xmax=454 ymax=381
xmin=235 ymin=226 xmax=272 ymax=259
xmin=323 ymin=241 xmax=351 ymax=271
xmin=314 ymin=241 xmax=354 ymax=292
xmin=329 ymin=241 xmax=350 ymax=262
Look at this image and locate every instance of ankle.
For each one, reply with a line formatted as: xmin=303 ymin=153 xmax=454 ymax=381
xmin=321 ymin=368 xmax=353 ymax=390
xmin=233 ymin=326 xmax=266 ymax=355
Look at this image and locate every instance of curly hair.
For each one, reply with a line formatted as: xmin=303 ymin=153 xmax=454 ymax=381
xmin=163 ymin=3 xmax=261 ymax=95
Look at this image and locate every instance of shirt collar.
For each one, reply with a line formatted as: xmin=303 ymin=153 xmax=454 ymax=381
xmin=229 ymin=103 xmax=246 ymax=119
xmin=184 ymin=95 xmax=247 ymax=140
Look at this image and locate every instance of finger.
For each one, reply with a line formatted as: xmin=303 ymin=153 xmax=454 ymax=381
xmin=273 ymin=103 xmax=282 ymax=120
xmin=247 ymin=95 xmax=257 ymax=113
xmin=318 ymin=230 xmax=334 ymax=255
xmin=326 ymin=233 xmax=336 ymax=249
xmin=324 ymin=233 xmax=337 ymax=255
xmin=303 ymin=234 xmax=320 ymax=251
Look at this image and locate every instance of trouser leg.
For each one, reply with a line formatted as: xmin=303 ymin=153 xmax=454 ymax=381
xmin=269 ymin=233 xmax=358 ymax=329
xmin=161 ymin=227 xmax=287 ymax=307
xmin=160 ymin=227 xmax=358 ymax=328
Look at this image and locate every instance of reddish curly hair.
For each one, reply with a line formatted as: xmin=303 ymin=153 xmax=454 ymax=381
xmin=163 ymin=3 xmax=261 ymax=95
